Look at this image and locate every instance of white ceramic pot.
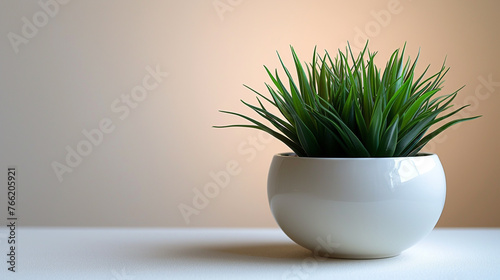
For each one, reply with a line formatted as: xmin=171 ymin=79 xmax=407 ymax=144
xmin=268 ymin=153 xmax=446 ymax=259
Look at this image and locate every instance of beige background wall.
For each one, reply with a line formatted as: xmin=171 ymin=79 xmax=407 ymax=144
xmin=0 ymin=0 xmax=498 ymax=227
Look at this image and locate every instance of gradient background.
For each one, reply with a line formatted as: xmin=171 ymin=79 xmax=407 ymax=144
xmin=0 ymin=0 xmax=498 ymax=228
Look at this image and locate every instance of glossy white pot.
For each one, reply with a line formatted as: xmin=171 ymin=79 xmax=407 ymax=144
xmin=268 ymin=153 xmax=446 ymax=259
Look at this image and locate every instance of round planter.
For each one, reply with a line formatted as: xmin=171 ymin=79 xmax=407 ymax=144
xmin=267 ymin=153 xmax=446 ymax=259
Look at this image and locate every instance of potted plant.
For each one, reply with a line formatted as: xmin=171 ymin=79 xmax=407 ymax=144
xmin=215 ymin=42 xmax=479 ymax=259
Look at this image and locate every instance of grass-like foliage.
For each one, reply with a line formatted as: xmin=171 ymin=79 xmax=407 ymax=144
xmin=215 ymin=42 xmax=480 ymax=157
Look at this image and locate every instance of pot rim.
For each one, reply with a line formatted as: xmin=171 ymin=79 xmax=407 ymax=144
xmin=275 ymin=152 xmax=437 ymax=160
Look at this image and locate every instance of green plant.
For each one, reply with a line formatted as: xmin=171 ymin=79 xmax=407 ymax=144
xmin=215 ymin=42 xmax=480 ymax=157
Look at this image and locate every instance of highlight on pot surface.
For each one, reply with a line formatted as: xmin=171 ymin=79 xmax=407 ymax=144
xmin=214 ymin=42 xmax=480 ymax=157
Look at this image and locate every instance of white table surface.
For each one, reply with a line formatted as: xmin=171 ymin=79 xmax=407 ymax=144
xmin=0 ymin=228 xmax=499 ymax=280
